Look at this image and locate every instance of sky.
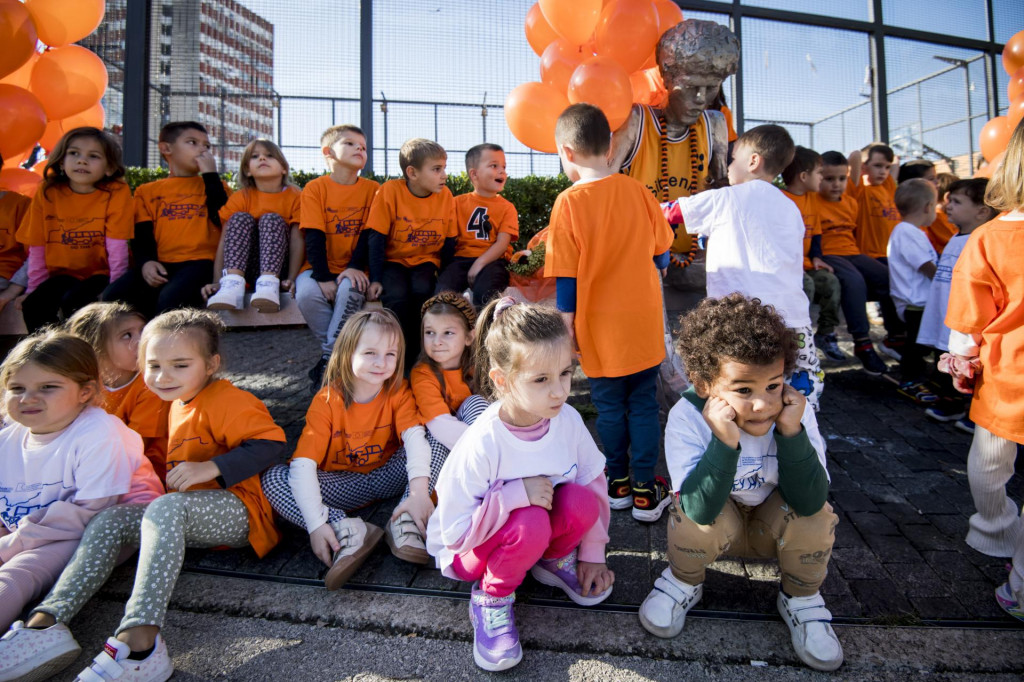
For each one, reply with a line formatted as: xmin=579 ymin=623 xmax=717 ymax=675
xmin=234 ymin=0 xmax=1023 ymax=176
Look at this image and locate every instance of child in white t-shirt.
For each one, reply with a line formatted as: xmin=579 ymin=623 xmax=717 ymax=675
xmin=887 ymin=178 xmax=938 ymax=403
xmin=0 ymin=331 xmax=161 ymax=634
xmin=662 ymin=125 xmax=823 ymax=409
xmin=427 ymin=297 xmax=613 ymax=672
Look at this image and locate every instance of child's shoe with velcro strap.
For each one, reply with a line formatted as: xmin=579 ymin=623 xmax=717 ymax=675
xmin=0 ymin=621 xmax=81 ymax=682
xmin=777 ymin=591 xmax=844 ymax=671
xmin=74 ymin=635 xmax=173 ymax=682
xmin=638 ymin=567 xmax=703 ymax=638
xmin=469 ymin=583 xmax=522 ymax=672
xmin=607 ymin=475 xmax=632 ymax=510
xmin=205 ymin=273 xmax=245 ymax=310
xmin=632 ymin=477 xmax=672 ymax=522
xmin=385 ymin=511 xmax=430 ymax=564
xmin=251 ymin=274 xmax=281 ymax=313
xmin=530 ymin=548 xmax=612 ymax=606
xmin=897 ymin=381 xmax=939 ymax=404
xmin=324 ymin=517 xmax=383 ymax=590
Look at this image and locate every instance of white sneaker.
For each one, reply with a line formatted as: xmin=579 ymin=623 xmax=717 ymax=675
xmin=777 ymin=591 xmax=844 ymax=671
xmin=638 ymin=568 xmax=702 ymax=638
xmin=206 ymin=273 xmax=245 ymax=310
xmin=74 ymin=635 xmax=173 ymax=682
xmin=0 ymin=621 xmax=81 ymax=682
xmin=251 ymin=274 xmax=281 ymax=313
xmin=385 ymin=511 xmax=431 ymax=565
xmin=324 ymin=517 xmax=384 ymax=590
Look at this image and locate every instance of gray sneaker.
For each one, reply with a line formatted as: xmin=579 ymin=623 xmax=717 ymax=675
xmin=814 ymin=333 xmax=847 ymax=363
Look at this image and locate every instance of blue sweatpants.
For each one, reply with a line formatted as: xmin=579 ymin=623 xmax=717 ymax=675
xmin=587 ymin=364 xmax=660 ymax=483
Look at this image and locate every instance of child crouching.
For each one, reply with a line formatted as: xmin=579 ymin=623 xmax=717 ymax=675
xmin=640 ymin=293 xmax=842 ymax=672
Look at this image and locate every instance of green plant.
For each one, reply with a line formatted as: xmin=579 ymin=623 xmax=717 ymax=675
xmin=507 ymin=241 xmax=546 ymax=277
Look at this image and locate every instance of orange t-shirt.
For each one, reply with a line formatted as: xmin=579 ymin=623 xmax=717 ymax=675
xmin=300 ymin=175 xmax=379 ymax=273
xmin=452 ymin=192 xmax=519 ymax=259
xmin=135 ymin=175 xmax=232 ymax=262
xmin=165 ymin=379 xmax=285 ymax=557
xmin=410 ymin=362 xmax=472 ymax=421
xmin=818 ymin=194 xmax=861 ymax=257
xmin=16 ymin=182 xmax=134 ymax=279
xmin=782 ymin=189 xmax=822 ymax=271
xmin=0 ymin=190 xmax=30 ymax=279
xmin=292 ymin=380 xmax=421 ymax=474
xmin=925 ymin=206 xmax=958 ymax=255
xmin=219 ymin=185 xmax=302 ymax=226
xmin=945 ymin=215 xmax=1024 ymax=442
xmin=104 ymin=372 xmax=171 ymax=485
xmin=544 ymin=174 xmax=674 ymax=378
xmin=720 ymin=105 xmax=738 ymax=143
xmin=848 ymin=175 xmax=899 ymax=258
xmin=364 ymin=179 xmax=458 ymax=268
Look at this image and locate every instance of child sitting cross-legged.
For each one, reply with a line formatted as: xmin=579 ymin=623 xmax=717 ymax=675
xmin=639 ymin=293 xmax=842 ymax=672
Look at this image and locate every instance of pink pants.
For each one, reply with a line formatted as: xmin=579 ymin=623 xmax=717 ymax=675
xmin=0 ymin=538 xmax=79 ymax=631
xmin=452 ymin=482 xmax=600 ymax=597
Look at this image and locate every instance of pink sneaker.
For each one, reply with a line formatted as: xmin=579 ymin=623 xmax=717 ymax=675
xmin=0 ymin=621 xmax=81 ymax=682
xmin=530 ymin=548 xmax=612 ymax=606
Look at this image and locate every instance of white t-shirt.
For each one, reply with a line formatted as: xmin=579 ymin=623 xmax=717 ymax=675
xmin=679 ymin=179 xmax=810 ymax=328
xmin=887 ymin=221 xmax=938 ymax=320
xmin=426 ymin=402 xmax=606 ymax=577
xmin=0 ymin=406 xmax=150 ymax=531
xmin=664 ymin=394 xmax=828 ymax=508
xmin=917 ymin=233 xmax=968 ymax=351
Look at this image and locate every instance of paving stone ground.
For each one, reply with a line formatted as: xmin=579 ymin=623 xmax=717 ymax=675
xmin=182 ymin=302 xmax=1024 ymax=626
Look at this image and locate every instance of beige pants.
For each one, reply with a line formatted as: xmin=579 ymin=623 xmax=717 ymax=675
xmin=966 ymin=424 xmax=1022 ymax=558
xmin=666 ymin=489 xmax=838 ymax=597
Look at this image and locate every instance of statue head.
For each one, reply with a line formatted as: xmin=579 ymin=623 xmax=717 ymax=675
xmin=657 ymin=19 xmax=740 ymax=127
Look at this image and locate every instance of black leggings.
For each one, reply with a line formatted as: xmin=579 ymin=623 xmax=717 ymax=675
xmin=23 ymin=274 xmax=109 ymax=332
xmin=102 ymin=260 xmax=213 ymax=317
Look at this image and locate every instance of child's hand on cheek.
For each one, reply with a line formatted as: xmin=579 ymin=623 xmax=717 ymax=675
xmin=703 ymin=395 xmax=740 ymax=449
xmin=776 ymin=384 xmax=806 ymax=437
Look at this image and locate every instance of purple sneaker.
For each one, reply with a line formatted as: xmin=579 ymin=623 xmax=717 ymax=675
xmin=530 ymin=548 xmax=612 ymax=606
xmin=469 ymin=584 xmax=522 ymax=671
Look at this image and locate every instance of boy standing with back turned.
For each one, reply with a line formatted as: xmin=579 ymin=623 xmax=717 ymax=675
xmin=545 ymin=103 xmax=675 ymax=522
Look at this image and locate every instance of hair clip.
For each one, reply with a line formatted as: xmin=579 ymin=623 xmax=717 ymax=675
xmin=493 ymin=296 xmax=517 ymax=320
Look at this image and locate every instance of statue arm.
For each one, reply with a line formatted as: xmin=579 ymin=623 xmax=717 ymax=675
xmin=705 ymin=110 xmax=729 ymax=187
xmin=609 ymin=105 xmax=643 ymax=173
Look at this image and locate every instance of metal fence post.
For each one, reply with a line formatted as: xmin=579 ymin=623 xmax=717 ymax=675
xmin=869 ymin=0 xmax=890 ymax=144
xmin=123 ymin=0 xmax=151 ymax=166
xmin=219 ymin=87 xmax=227 ymax=171
xmin=360 ymin=0 xmax=374 ymax=174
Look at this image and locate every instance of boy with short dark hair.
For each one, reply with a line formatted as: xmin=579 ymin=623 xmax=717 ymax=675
xmin=663 ymin=124 xmax=824 ymax=408
xmin=365 ymin=137 xmax=458 ymax=364
xmin=641 ymin=293 xmax=842 ymax=672
xmin=781 ymin=146 xmax=845 ymax=363
xmin=296 ymin=124 xmax=380 ymax=393
xmin=545 ymin=103 xmax=675 ymax=522
xmin=436 ymin=143 xmax=518 ymax=306
xmin=102 ymin=121 xmax=230 ymax=316
xmin=848 ymin=143 xmax=900 ymax=261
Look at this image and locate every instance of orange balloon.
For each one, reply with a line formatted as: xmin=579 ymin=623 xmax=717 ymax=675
xmin=38 ymin=101 xmax=105 ymax=152
xmin=652 ymin=0 xmax=684 ymax=37
xmin=0 ymin=84 xmax=47 ymax=159
xmin=630 ymin=67 xmax=667 ymax=107
xmin=0 ymin=168 xmax=43 ymax=196
xmin=596 ymin=0 xmax=660 ymax=74
xmin=540 ymin=39 xmax=592 ymax=95
xmin=1003 ymin=30 xmax=1024 ymax=77
xmin=1 ymin=50 xmax=40 ymax=89
xmin=1008 ymin=98 xmax=1024 ymax=132
xmin=24 ymin=0 xmax=104 ymax=48
xmin=30 ymin=45 xmax=108 ymax=120
xmin=540 ymin=0 xmax=601 ymax=48
xmin=1009 ymin=67 xmax=1024 ymax=104
xmin=979 ymin=116 xmax=1011 ymax=162
xmin=525 ymin=3 xmax=560 ymax=58
xmin=974 ymin=151 xmax=1005 ymax=179
xmin=505 ymin=82 xmax=570 ymax=154
xmin=0 ymin=0 xmax=38 ymax=80
xmin=568 ymin=56 xmax=633 ymax=130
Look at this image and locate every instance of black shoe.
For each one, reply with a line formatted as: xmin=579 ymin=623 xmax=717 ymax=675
xmin=608 ymin=475 xmax=633 ymax=511
xmin=308 ymin=355 xmax=329 ymax=395
xmin=814 ymin=332 xmax=847 ymax=363
xmin=632 ymin=477 xmax=672 ymax=523
xmin=853 ymin=342 xmax=889 ymax=376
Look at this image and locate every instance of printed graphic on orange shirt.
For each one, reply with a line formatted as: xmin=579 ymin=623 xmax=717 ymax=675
xmin=869 ymin=196 xmax=899 ymax=221
xmin=325 ymin=207 xmax=366 ymax=236
xmin=160 ymin=200 xmax=208 ymax=220
xmin=465 ymin=207 xmax=493 ymax=241
xmin=330 ymin=423 xmax=395 ymax=467
xmin=395 ymin=215 xmax=444 ymax=247
xmin=167 ymin=435 xmax=211 ymax=456
xmin=46 ymin=217 xmax=104 ymax=249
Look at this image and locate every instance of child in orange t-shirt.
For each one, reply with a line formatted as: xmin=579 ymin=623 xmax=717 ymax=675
xmin=15 ymin=309 xmax=286 ymax=677
xmin=103 ymin=121 xmax=231 ymax=316
xmin=296 ymin=124 xmax=379 ymax=392
xmin=0 ymin=175 xmax=30 ymax=313
xmin=365 ymin=138 xmax=458 ymax=366
xmin=16 ymin=127 xmax=134 ymax=332
xmin=781 ymin=147 xmax=845 ymax=363
xmin=847 ymin=143 xmax=901 ymax=261
xmin=261 ymin=310 xmax=438 ymax=589
xmin=545 ymin=104 xmax=674 ymax=521
xmin=436 ymin=143 xmax=519 ymax=306
xmin=205 ymin=139 xmax=303 ymax=313
xmin=66 ymin=302 xmax=170 ymax=484
xmin=943 ymin=123 xmax=1024 ymax=622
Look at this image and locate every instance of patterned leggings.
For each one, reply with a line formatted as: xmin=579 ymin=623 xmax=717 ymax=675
xmin=789 ymin=325 xmax=825 ymax=411
xmin=222 ymin=211 xmax=289 ymax=280
xmin=261 ymin=395 xmax=489 ymax=527
xmin=33 ymin=491 xmax=249 ymax=633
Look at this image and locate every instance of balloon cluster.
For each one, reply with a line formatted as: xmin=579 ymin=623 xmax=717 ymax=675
xmin=0 ymin=0 xmax=108 ymax=194
xmin=976 ymin=29 xmax=1024 ymax=178
xmin=506 ymin=0 xmax=682 ymax=153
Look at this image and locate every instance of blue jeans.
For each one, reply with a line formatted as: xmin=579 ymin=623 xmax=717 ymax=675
xmin=295 ymin=270 xmax=366 ymax=357
xmin=587 ymin=365 xmax=660 ymax=482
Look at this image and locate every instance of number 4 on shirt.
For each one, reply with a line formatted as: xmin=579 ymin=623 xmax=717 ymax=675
xmin=467 ymin=207 xmax=492 ymax=241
